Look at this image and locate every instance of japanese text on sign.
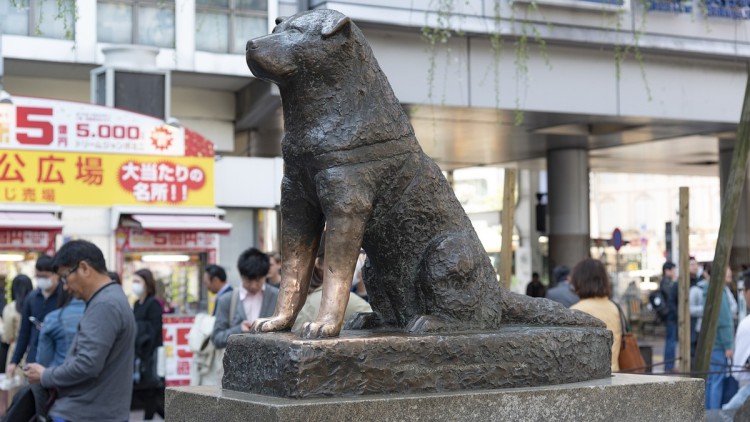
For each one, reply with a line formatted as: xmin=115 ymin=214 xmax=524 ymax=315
xmin=3 ymin=97 xmax=185 ymax=156
xmin=124 ymin=229 xmax=219 ymax=251
xmin=0 ymin=149 xmax=214 ymax=207
xmin=0 ymin=230 xmax=54 ymax=251
xmin=163 ymin=316 xmax=194 ymax=386
xmin=119 ymin=161 xmax=205 ymax=203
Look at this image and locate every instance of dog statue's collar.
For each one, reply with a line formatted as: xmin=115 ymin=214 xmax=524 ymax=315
xmin=309 ymin=137 xmax=420 ymax=171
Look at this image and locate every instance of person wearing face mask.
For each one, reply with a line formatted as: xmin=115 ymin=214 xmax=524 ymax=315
xmin=131 ymin=268 xmax=164 ymax=420
xmin=6 ymin=255 xmax=61 ymax=376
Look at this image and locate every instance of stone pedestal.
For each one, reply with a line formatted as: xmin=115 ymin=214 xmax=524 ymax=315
xmin=222 ymin=326 xmax=612 ymax=398
xmin=166 ymin=374 xmax=704 ymax=422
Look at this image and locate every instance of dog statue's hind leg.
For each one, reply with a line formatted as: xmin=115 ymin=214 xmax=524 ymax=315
xmin=500 ymin=290 xmax=606 ymax=328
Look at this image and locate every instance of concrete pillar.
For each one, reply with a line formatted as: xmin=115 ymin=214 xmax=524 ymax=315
xmin=175 ymin=0 xmax=196 ymax=70
xmin=547 ymin=146 xmax=591 ymax=283
xmin=515 ymin=169 xmax=543 ymax=292
xmin=719 ymin=138 xmax=750 ymax=270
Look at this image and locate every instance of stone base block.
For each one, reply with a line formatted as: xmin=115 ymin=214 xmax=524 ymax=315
xmin=166 ymin=374 xmax=704 ymax=422
xmin=222 ymin=326 xmax=612 ymax=398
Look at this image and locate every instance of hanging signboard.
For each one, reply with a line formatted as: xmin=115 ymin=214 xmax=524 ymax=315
xmin=119 ymin=228 xmax=220 ymax=251
xmin=0 ymin=96 xmax=216 ymax=207
xmin=3 ymin=96 xmax=185 ymax=156
xmin=0 ymin=230 xmax=56 ymax=251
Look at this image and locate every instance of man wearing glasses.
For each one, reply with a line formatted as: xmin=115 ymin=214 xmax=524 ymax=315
xmin=23 ymin=240 xmax=136 ymax=422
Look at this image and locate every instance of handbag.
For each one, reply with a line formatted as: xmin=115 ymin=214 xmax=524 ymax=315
xmin=613 ymin=300 xmax=647 ymax=373
xmin=722 ymin=363 xmax=740 ymax=406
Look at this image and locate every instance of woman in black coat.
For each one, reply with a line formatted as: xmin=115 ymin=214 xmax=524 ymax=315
xmin=132 ymin=268 xmax=164 ymax=420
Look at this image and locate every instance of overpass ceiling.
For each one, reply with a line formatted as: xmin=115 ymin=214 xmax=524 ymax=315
xmin=408 ymin=105 xmax=735 ymax=177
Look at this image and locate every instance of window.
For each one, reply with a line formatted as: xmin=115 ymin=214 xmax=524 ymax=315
xmin=196 ymin=0 xmax=267 ymax=54
xmin=97 ymin=0 xmax=175 ymax=48
xmin=0 ymin=0 xmax=75 ymax=39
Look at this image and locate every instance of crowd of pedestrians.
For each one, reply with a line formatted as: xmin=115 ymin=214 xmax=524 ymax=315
xmin=190 ymin=239 xmax=372 ymax=387
xmin=0 ymin=239 xmax=376 ymax=421
xmin=11 ymin=236 xmax=750 ymax=417
xmin=526 ymin=255 xmax=750 ymax=411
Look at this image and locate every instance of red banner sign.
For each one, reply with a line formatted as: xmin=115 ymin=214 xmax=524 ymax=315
xmin=162 ymin=316 xmax=195 ymax=386
xmin=118 ymin=228 xmax=219 ymax=252
xmin=0 ymin=230 xmax=55 ymax=251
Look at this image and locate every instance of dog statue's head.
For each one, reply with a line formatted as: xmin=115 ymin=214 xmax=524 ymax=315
xmin=245 ymin=10 xmax=357 ymax=86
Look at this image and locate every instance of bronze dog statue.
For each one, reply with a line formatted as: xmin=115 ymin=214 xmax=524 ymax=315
xmin=246 ymin=9 xmax=601 ymax=339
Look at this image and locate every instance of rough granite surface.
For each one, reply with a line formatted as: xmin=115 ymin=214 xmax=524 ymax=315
xmin=222 ymin=326 xmax=612 ymax=398
xmin=167 ymin=374 xmax=704 ymax=422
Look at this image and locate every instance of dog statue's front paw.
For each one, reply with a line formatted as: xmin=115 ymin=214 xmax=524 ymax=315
xmin=251 ymin=315 xmax=293 ymax=333
xmin=300 ymin=321 xmax=342 ymax=339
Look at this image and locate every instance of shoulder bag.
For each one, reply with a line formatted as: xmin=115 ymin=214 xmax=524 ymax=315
xmin=613 ymin=300 xmax=647 ymax=373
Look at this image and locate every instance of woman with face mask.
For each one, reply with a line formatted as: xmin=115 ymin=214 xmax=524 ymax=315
xmin=2 ymin=275 xmax=33 ymax=402
xmin=131 ymin=268 xmax=164 ymax=420
xmin=2 ymin=275 xmax=33 ymax=362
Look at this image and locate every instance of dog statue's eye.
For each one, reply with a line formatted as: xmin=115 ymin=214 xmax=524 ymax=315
xmin=287 ymin=27 xmax=302 ymax=34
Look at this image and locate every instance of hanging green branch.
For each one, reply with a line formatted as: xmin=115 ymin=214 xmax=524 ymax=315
xmin=421 ymin=0 xmax=465 ymax=106
xmin=490 ymin=0 xmax=504 ymax=113
xmin=510 ymin=0 xmax=553 ymax=124
xmin=613 ymin=0 xmax=652 ymax=100
xmin=9 ymin=0 xmax=78 ymax=40
xmin=418 ymin=0 xmax=655 ymax=124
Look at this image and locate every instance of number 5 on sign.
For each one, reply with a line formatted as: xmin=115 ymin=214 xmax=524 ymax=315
xmin=16 ymin=107 xmax=54 ymax=145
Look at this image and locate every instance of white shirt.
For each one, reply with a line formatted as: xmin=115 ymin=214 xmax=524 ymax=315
xmin=239 ymin=284 xmax=265 ymax=323
xmin=733 ymin=313 xmax=750 ymax=383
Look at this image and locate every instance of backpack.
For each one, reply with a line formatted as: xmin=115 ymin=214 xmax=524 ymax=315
xmin=649 ymin=288 xmax=670 ymax=319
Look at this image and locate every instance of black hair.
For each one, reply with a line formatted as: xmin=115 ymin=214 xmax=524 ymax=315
xmin=205 ymin=264 xmax=227 ymax=282
xmin=52 ymin=240 xmax=108 ymax=274
xmin=553 ymin=265 xmax=570 ymax=283
xmin=108 ymin=271 xmax=122 ymax=285
xmin=663 ymin=261 xmax=676 ymax=273
xmin=237 ymin=248 xmax=270 ymax=280
xmin=36 ymin=255 xmax=55 ymax=272
xmin=134 ymin=268 xmax=157 ymax=298
xmin=57 ymin=287 xmax=72 ymax=309
xmin=11 ymin=275 xmax=33 ymax=314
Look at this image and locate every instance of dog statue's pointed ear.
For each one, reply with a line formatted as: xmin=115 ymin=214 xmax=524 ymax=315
xmin=321 ymin=16 xmax=352 ymax=39
xmin=275 ymin=16 xmax=286 ymax=25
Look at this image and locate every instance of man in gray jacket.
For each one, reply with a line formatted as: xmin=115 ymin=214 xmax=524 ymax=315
xmin=545 ymin=265 xmax=580 ymax=308
xmin=212 ymin=248 xmax=279 ymax=348
xmin=24 ymin=240 xmax=136 ymax=422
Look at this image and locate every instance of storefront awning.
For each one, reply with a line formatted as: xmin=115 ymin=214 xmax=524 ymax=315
xmin=0 ymin=212 xmax=64 ymax=233
xmin=131 ymin=214 xmax=232 ymax=234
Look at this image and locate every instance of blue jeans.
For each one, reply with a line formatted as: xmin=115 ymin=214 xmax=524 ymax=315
xmin=723 ymin=383 xmax=750 ymax=410
xmin=705 ymin=349 xmax=728 ymax=409
xmin=664 ymin=321 xmax=677 ymax=371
